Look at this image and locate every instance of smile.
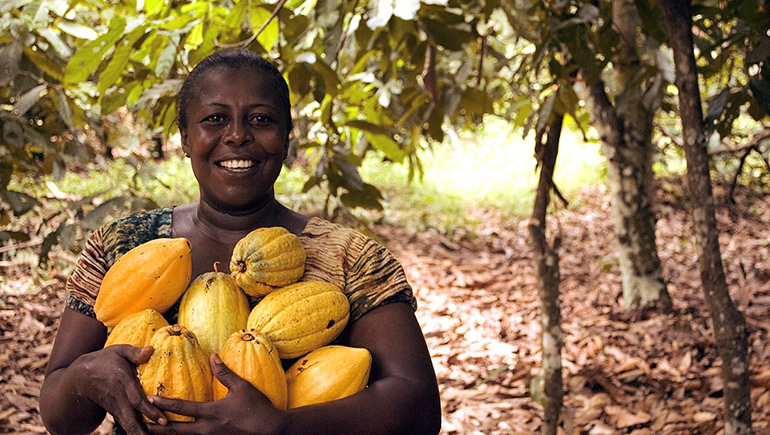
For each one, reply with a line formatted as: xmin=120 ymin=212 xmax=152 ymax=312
xmin=217 ymin=159 xmax=256 ymax=170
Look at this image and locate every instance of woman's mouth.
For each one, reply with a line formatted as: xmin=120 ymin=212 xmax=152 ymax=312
xmin=217 ymin=159 xmax=256 ymax=170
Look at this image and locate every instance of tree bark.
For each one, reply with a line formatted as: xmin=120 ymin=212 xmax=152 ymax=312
xmin=529 ymin=115 xmax=564 ymax=435
xmin=658 ymin=1 xmax=752 ymax=433
xmin=582 ymin=79 xmax=672 ymax=312
xmin=579 ymin=0 xmax=672 ymax=312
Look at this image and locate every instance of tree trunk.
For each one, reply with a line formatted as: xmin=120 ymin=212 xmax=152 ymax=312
xmin=582 ymin=78 xmax=672 ymax=312
xmin=529 ymin=115 xmax=564 ymax=435
xmin=580 ymin=0 xmax=673 ymax=312
xmin=658 ymin=1 xmax=752 ymax=433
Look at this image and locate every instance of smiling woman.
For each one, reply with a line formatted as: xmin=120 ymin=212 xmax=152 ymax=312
xmin=38 ymin=48 xmax=442 ymax=435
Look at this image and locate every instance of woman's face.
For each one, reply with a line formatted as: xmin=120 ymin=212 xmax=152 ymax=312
xmin=180 ymin=66 xmax=289 ymax=213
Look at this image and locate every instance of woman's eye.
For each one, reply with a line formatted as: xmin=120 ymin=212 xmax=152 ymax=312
xmin=250 ymin=115 xmax=272 ymax=125
xmin=204 ymin=114 xmax=225 ymax=123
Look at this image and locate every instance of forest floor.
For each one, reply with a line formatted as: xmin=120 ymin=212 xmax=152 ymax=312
xmin=1 ymin=180 xmax=770 ymax=434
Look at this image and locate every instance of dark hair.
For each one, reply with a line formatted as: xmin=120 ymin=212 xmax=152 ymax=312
xmin=176 ymin=49 xmax=293 ymax=133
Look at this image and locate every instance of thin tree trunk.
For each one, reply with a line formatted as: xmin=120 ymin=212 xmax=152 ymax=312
xmin=529 ymin=115 xmax=564 ymax=435
xmin=659 ymin=1 xmax=752 ymax=433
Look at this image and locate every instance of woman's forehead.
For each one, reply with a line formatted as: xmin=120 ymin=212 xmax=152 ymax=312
xmin=192 ymin=66 xmax=282 ymax=103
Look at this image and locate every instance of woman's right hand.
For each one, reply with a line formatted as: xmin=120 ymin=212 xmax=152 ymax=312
xmin=69 ymin=345 xmax=167 ymax=435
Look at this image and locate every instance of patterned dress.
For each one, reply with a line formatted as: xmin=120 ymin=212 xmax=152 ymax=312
xmin=65 ymin=207 xmax=416 ymax=325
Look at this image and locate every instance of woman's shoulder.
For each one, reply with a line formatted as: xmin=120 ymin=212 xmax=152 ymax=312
xmin=301 ymin=216 xmax=370 ymax=240
xmin=101 ymin=206 xmax=174 ymax=263
xmin=104 ymin=207 xmax=173 ymax=233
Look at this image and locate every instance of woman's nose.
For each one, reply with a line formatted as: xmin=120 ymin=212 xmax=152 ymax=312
xmin=224 ymin=118 xmax=253 ymax=146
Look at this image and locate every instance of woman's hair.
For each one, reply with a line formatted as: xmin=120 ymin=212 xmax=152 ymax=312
xmin=176 ymin=48 xmax=293 ymax=133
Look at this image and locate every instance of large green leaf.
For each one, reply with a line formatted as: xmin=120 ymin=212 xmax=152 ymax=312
xmin=98 ymin=25 xmax=148 ymax=102
xmin=251 ymin=5 xmax=280 ymax=51
xmin=65 ymin=17 xmax=126 ymax=84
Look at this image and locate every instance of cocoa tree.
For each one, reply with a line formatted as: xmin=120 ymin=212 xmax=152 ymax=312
xmin=529 ymin=114 xmax=565 ymax=435
xmin=659 ymin=1 xmax=752 ymax=432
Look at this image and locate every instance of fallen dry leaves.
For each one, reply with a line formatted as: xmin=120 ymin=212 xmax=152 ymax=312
xmin=1 ymin=181 xmax=769 ymax=434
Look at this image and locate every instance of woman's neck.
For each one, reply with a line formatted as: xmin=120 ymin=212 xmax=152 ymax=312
xmin=193 ymin=198 xmax=288 ymax=241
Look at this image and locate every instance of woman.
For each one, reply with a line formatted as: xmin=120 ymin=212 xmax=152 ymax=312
xmin=39 ymin=49 xmax=442 ymax=435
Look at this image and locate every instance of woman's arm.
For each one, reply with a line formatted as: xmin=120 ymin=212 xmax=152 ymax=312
xmin=39 ymin=307 xmax=166 ymax=435
xmin=147 ymin=301 xmax=442 ymax=435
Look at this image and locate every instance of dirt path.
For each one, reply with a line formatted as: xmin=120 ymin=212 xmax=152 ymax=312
xmin=2 ymin=183 xmax=770 ymax=434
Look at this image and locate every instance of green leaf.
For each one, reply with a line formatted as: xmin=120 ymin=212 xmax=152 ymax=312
xmin=185 ymin=20 xmax=204 ymax=50
xmin=748 ymin=76 xmax=770 ymax=117
xmin=747 ymin=36 xmax=770 ymax=65
xmin=339 ymin=183 xmax=384 ymax=210
xmin=310 ymin=59 xmax=341 ymax=97
xmin=159 ymin=101 xmax=177 ymax=136
xmin=366 ymin=132 xmax=404 ymax=162
xmin=301 ymin=175 xmax=320 ymax=193
xmin=144 ymin=0 xmax=166 ymax=17
xmin=98 ymin=25 xmax=147 ymax=99
xmin=251 ymin=5 xmax=279 ymax=51
xmin=22 ymin=46 xmax=64 ymax=81
xmin=421 ymin=14 xmax=474 ymax=51
xmin=188 ymin=24 xmax=219 ymax=66
xmin=344 ymin=119 xmax=391 ymax=136
xmin=224 ymin=0 xmax=250 ymax=30
xmin=65 ymin=17 xmax=126 ymax=84
xmin=161 ymin=14 xmax=200 ymax=32
xmin=333 ymin=157 xmax=364 ymax=192
xmin=705 ymin=88 xmax=730 ymax=128
xmin=100 ymin=88 xmax=128 ymax=116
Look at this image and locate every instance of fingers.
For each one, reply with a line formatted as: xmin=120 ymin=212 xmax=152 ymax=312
xmin=210 ymin=353 xmax=245 ymax=391
xmin=125 ymin=383 xmax=167 ymax=426
xmin=109 ymin=345 xmax=155 ymax=365
xmin=146 ymin=419 xmax=201 ymax=435
xmin=147 ymin=396 xmax=203 ymax=420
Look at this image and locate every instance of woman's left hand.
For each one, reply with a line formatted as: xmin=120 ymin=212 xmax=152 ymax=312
xmin=146 ymin=354 xmax=285 ymax=435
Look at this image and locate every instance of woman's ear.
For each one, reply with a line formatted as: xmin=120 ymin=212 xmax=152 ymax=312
xmin=180 ymin=129 xmax=190 ymax=157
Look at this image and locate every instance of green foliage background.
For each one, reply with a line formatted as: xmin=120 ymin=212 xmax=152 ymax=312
xmin=1 ymin=0 xmax=769 ymax=268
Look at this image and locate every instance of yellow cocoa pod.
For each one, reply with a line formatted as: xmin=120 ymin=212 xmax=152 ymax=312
xmin=178 ymin=264 xmax=250 ymax=356
xmin=229 ymin=227 xmax=306 ymax=296
xmin=285 ymin=345 xmax=371 ymax=408
xmin=214 ymin=329 xmax=287 ymax=409
xmin=138 ymin=324 xmax=212 ymax=422
xmin=95 ymin=238 xmax=192 ymax=329
xmin=104 ymin=309 xmax=169 ymax=348
xmin=246 ymin=281 xmax=350 ymax=359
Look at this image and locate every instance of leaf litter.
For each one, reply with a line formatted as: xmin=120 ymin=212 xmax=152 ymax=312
xmin=1 ymin=181 xmax=769 ymax=434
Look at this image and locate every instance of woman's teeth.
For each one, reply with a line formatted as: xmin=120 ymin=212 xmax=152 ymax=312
xmin=218 ymin=159 xmax=255 ymax=169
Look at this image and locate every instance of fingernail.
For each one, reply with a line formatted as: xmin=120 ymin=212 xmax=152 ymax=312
xmin=147 ymin=396 xmax=154 ymax=404
xmin=212 ymin=353 xmax=223 ymax=364
xmin=158 ymin=417 xmax=168 ymax=426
